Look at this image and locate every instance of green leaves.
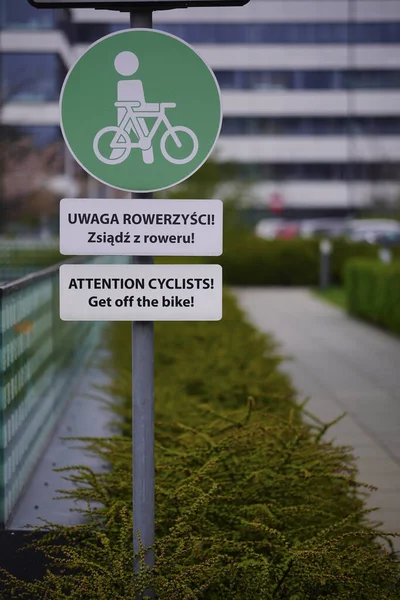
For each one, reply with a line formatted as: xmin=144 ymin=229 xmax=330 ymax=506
xmin=207 ymin=236 xmax=400 ymax=287
xmin=1 ymin=291 xmax=400 ymax=599
xmin=345 ymin=260 xmax=400 ymax=334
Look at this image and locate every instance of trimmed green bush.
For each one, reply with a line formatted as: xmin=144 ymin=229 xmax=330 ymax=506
xmin=1 ymin=291 xmax=400 ymax=599
xmin=209 ymin=236 xmax=319 ymax=286
xmin=0 ymin=247 xmax=65 ymax=282
xmin=2 ymin=233 xmax=396 ymax=288
xmin=345 ymin=260 xmax=400 ymax=334
xmin=0 ymin=247 xmax=63 ymax=268
xmin=206 ymin=234 xmax=397 ymax=287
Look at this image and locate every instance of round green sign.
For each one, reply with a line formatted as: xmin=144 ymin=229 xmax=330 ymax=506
xmin=60 ymin=29 xmax=222 ymax=193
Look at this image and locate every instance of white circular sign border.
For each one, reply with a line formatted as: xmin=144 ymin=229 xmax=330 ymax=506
xmin=59 ymin=27 xmax=223 ymax=194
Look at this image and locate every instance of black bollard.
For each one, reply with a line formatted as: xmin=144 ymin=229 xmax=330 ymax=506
xmin=319 ymin=239 xmax=332 ymax=289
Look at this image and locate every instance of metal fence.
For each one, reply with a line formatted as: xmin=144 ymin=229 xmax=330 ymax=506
xmin=0 ymin=256 xmax=128 ymax=527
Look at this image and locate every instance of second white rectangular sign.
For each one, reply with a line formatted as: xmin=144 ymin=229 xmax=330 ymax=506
xmin=60 ymin=198 xmax=223 ymax=256
xmin=60 ymin=264 xmax=222 ymax=321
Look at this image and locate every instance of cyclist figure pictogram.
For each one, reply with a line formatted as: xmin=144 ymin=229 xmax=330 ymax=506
xmin=93 ymin=50 xmax=199 ymax=166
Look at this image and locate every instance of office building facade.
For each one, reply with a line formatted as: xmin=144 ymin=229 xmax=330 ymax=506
xmin=1 ymin=0 xmax=400 ymax=215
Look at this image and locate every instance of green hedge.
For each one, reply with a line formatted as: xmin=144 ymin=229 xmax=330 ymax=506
xmin=345 ymin=260 xmax=400 ymax=334
xmin=0 ymin=247 xmax=62 ymax=267
xmin=1 ymin=236 xmax=397 ymax=289
xmin=2 ymin=291 xmax=400 ymax=599
xmin=209 ymin=236 xmax=320 ymax=286
xmin=207 ymin=234 xmax=398 ymax=287
xmin=0 ymin=247 xmax=64 ymax=282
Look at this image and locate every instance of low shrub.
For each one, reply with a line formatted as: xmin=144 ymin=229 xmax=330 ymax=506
xmin=1 ymin=291 xmax=400 ymax=599
xmin=0 ymin=248 xmax=63 ymax=269
xmin=1 ymin=228 xmax=396 ymax=289
xmin=208 ymin=236 xmax=319 ymax=286
xmin=345 ymin=260 xmax=400 ymax=334
xmin=206 ymin=235 xmax=394 ymax=287
xmin=0 ymin=247 xmax=64 ymax=282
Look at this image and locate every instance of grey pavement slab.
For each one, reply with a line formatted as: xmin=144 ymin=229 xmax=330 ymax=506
xmin=234 ymin=287 xmax=400 ymax=547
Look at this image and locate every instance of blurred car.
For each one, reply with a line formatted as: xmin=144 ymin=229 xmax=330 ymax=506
xmin=254 ymin=219 xmax=284 ymax=239
xmin=344 ymin=219 xmax=400 ymax=244
xmin=299 ymin=218 xmax=348 ymax=239
xmin=255 ymin=219 xmax=300 ymax=240
xmin=374 ymin=231 xmax=400 ymax=247
xmin=274 ymin=221 xmax=299 ymax=239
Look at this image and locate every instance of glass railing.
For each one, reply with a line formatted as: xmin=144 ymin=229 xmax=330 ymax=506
xmin=0 ymin=255 xmax=128 ymax=526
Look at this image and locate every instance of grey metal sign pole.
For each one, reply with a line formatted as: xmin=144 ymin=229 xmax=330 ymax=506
xmin=130 ymin=11 xmax=155 ymax=598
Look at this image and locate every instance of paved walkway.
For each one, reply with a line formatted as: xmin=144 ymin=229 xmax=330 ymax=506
xmin=234 ymin=287 xmax=400 ymax=548
xmin=9 ymin=353 xmax=113 ymax=529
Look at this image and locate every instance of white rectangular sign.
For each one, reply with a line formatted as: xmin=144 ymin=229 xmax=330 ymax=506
xmin=60 ymin=264 xmax=222 ymax=321
xmin=59 ymin=198 xmax=223 ymax=256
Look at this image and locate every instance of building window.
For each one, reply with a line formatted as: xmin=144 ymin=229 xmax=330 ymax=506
xmin=352 ymin=22 xmax=400 ymax=44
xmin=75 ymin=21 xmax=400 ymax=45
xmin=232 ymin=163 xmax=400 ymax=182
xmin=215 ymin=69 xmax=400 ymax=90
xmin=346 ymin=70 xmax=400 ymax=90
xmin=17 ymin=126 xmax=61 ymax=148
xmin=1 ymin=54 xmax=66 ymax=102
xmin=76 ymin=23 xmax=120 ymax=44
xmin=220 ymin=117 xmax=400 ymax=136
xmin=300 ymin=71 xmax=334 ymax=90
xmin=154 ymin=22 xmax=400 ymax=44
xmin=1 ymin=0 xmax=55 ymax=30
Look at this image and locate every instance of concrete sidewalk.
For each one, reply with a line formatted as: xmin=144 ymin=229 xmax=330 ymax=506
xmin=8 ymin=354 xmax=113 ymax=530
xmin=234 ymin=287 xmax=400 ymax=548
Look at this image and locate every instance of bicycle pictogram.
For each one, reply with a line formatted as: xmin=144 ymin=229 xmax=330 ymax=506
xmin=93 ymin=50 xmax=199 ymax=166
